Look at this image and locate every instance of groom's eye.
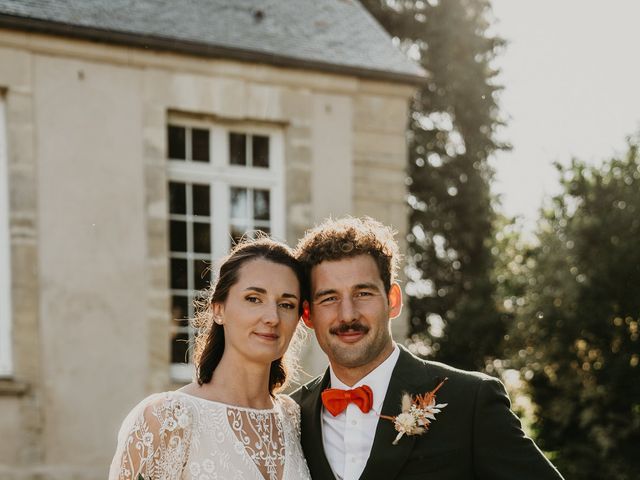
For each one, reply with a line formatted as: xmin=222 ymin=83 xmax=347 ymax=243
xmin=318 ymin=296 xmax=337 ymax=304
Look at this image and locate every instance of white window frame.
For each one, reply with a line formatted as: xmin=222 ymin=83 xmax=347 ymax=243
xmin=0 ymin=94 xmax=12 ymax=377
xmin=167 ymin=117 xmax=285 ymax=381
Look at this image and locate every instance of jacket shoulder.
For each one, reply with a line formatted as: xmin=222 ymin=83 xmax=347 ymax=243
xmin=398 ymin=346 xmax=498 ymax=390
xmin=289 ymin=373 xmax=325 ymax=404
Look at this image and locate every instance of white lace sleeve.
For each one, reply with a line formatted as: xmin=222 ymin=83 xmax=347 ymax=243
xmin=276 ymin=394 xmax=302 ymax=435
xmin=109 ymin=393 xmax=194 ymax=480
xmin=276 ymin=394 xmax=311 ymax=479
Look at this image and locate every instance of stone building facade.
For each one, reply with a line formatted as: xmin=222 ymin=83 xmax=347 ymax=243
xmin=0 ymin=1 xmax=422 ymax=478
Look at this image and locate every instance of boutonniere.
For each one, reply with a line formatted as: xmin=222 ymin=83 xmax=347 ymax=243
xmin=380 ymin=377 xmax=448 ymax=445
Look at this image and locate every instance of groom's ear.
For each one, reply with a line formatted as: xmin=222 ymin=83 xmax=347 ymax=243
xmin=388 ymin=283 xmax=403 ymax=319
xmin=301 ymin=300 xmax=313 ymax=329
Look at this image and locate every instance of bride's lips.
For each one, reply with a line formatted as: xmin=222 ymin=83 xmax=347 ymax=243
xmin=254 ymin=332 xmax=279 ymax=341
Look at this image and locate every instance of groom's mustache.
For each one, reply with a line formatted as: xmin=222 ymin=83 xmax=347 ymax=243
xmin=330 ymin=322 xmax=370 ymax=335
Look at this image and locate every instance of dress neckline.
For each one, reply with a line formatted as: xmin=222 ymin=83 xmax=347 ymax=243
xmin=173 ymin=390 xmax=279 ymax=413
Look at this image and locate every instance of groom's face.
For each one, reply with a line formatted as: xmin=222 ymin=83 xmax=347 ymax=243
xmin=307 ymin=254 xmax=401 ymax=372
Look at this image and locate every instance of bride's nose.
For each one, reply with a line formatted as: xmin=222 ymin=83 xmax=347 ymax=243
xmin=262 ymin=303 xmax=280 ymax=326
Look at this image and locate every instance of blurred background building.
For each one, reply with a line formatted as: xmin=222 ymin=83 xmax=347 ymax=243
xmin=0 ymin=1 xmax=422 ymax=478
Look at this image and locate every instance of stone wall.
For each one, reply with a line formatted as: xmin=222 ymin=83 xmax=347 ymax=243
xmin=0 ymin=28 xmax=414 ymax=479
xmin=0 ymin=39 xmax=44 ymax=476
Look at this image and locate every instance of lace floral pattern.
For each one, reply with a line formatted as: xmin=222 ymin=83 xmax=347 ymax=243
xmin=109 ymin=392 xmax=310 ymax=480
xmin=228 ymin=409 xmax=285 ymax=480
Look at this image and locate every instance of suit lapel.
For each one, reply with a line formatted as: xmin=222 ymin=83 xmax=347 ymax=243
xmin=299 ymin=370 xmax=336 ymax=480
xmin=359 ymin=347 xmax=428 ymax=480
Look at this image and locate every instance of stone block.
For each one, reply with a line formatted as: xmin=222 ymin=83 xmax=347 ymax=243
xmin=353 ymin=150 xmax=406 ymax=170
xmin=354 ymin=170 xmax=407 ymax=203
xmin=246 ymin=83 xmax=283 ymax=121
xmin=280 ymin=89 xmax=313 ymax=123
xmin=286 ymin=166 xmax=311 ymax=205
xmin=142 ymin=68 xmax=172 ymax=104
xmin=144 ymin=164 xmax=168 ymax=211
xmin=354 ymin=131 xmax=407 ymax=164
xmin=358 ymin=79 xmax=417 ymax=98
xmin=169 ymin=73 xmax=206 ymax=112
xmin=354 ymin=94 xmax=409 ymax=134
xmin=11 ymin=244 xmax=40 ymax=380
xmin=0 ymin=47 xmax=31 ymax=92
xmin=210 ymin=77 xmax=247 ymax=119
xmin=9 ymin=167 xmax=37 ymax=217
xmin=6 ymin=92 xmax=33 ymax=130
xmin=286 ymin=203 xmax=312 ymax=245
xmin=146 ymin=217 xmax=169 ymax=262
xmin=285 ymin=124 xmax=312 ymax=145
xmin=0 ymin=398 xmax=23 ymax=463
xmin=6 ymin=123 xmax=35 ymax=168
xmin=285 ymin=144 xmax=312 ymax=171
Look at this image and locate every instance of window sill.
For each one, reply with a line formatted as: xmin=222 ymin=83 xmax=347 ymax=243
xmin=0 ymin=378 xmax=29 ymax=396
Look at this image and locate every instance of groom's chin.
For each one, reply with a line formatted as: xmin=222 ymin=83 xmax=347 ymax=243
xmin=326 ymin=343 xmax=372 ymax=368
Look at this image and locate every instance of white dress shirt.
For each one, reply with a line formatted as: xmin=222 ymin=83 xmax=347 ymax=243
xmin=321 ymin=344 xmax=400 ymax=480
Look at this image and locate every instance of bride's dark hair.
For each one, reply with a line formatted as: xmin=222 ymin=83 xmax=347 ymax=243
xmin=192 ymin=235 xmax=307 ymax=395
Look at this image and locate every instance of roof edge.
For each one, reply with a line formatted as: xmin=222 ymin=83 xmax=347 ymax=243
xmin=0 ymin=14 xmax=426 ymax=86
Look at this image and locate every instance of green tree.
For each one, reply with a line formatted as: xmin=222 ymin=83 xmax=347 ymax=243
xmin=508 ymin=137 xmax=640 ymax=479
xmin=361 ymin=0 xmax=507 ymax=369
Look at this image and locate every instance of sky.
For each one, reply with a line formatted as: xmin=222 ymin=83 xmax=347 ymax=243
xmin=488 ymin=0 xmax=640 ymax=224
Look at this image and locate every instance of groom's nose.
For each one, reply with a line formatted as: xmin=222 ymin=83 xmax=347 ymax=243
xmin=338 ymin=296 xmax=358 ymax=323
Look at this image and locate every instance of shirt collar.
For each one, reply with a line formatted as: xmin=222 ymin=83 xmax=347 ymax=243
xmin=329 ymin=343 xmax=400 ymax=412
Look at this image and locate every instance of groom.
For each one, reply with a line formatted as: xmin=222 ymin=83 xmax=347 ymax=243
xmin=291 ymin=217 xmax=563 ymax=479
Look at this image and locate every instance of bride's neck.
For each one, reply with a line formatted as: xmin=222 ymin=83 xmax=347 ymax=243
xmin=197 ymin=353 xmax=274 ymax=409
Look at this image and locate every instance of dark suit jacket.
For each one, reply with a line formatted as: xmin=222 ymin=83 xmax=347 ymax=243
xmin=291 ymin=345 xmax=563 ymax=479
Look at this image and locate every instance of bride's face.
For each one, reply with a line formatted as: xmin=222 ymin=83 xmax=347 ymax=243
xmin=215 ymin=258 xmax=301 ymax=365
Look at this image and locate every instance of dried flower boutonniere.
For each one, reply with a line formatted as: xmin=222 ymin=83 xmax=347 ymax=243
xmin=380 ymin=377 xmax=448 ymax=445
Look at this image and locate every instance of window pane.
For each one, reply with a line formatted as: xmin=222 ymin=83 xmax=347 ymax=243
xmin=192 ymin=184 xmax=210 ymax=217
xmin=170 ymin=258 xmax=188 ymax=290
xmin=229 ymin=132 xmax=246 ymax=166
xmin=194 ymin=260 xmax=211 ymax=290
xmin=230 ymin=224 xmax=249 ymax=245
xmin=193 ymin=222 xmax=211 ymax=254
xmin=168 ymin=125 xmax=186 ymax=160
xmin=253 ymin=189 xmax=270 ymax=221
xmin=252 ymin=135 xmax=270 ymax=168
xmin=230 ymin=187 xmax=248 ymax=220
xmin=169 ymin=220 xmax=187 ymax=252
xmin=192 ymin=128 xmax=210 ymax=162
xmin=171 ymin=295 xmax=189 ymax=328
xmin=169 ymin=182 xmax=186 ymax=214
xmin=171 ymin=331 xmax=189 ymax=363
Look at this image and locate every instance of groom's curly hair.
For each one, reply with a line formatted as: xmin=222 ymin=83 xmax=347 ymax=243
xmin=295 ymin=216 xmax=401 ymax=293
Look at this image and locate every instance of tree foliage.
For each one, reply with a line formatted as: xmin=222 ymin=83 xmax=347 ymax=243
xmin=360 ymin=0 xmax=507 ymax=370
xmin=505 ymin=137 xmax=640 ymax=479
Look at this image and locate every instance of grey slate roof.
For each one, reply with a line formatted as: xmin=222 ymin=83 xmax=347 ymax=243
xmin=0 ymin=0 xmax=425 ymax=84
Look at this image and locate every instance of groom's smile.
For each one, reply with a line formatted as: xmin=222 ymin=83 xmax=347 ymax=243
xmin=330 ymin=321 xmax=370 ymax=343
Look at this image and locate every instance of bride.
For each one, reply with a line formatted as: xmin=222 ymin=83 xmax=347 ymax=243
xmin=109 ymin=237 xmax=311 ymax=480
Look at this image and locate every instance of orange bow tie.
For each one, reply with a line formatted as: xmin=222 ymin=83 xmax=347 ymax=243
xmin=321 ymin=385 xmax=374 ymax=416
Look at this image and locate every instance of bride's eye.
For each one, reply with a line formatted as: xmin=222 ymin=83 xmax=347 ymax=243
xmin=246 ymin=296 xmax=261 ymax=303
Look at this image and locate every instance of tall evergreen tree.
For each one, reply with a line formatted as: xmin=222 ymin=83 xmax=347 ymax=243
xmin=506 ymin=137 xmax=640 ymax=479
xmin=361 ymin=0 xmax=507 ymax=369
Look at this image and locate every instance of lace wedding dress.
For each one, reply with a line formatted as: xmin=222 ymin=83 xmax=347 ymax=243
xmin=109 ymin=391 xmax=311 ymax=480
